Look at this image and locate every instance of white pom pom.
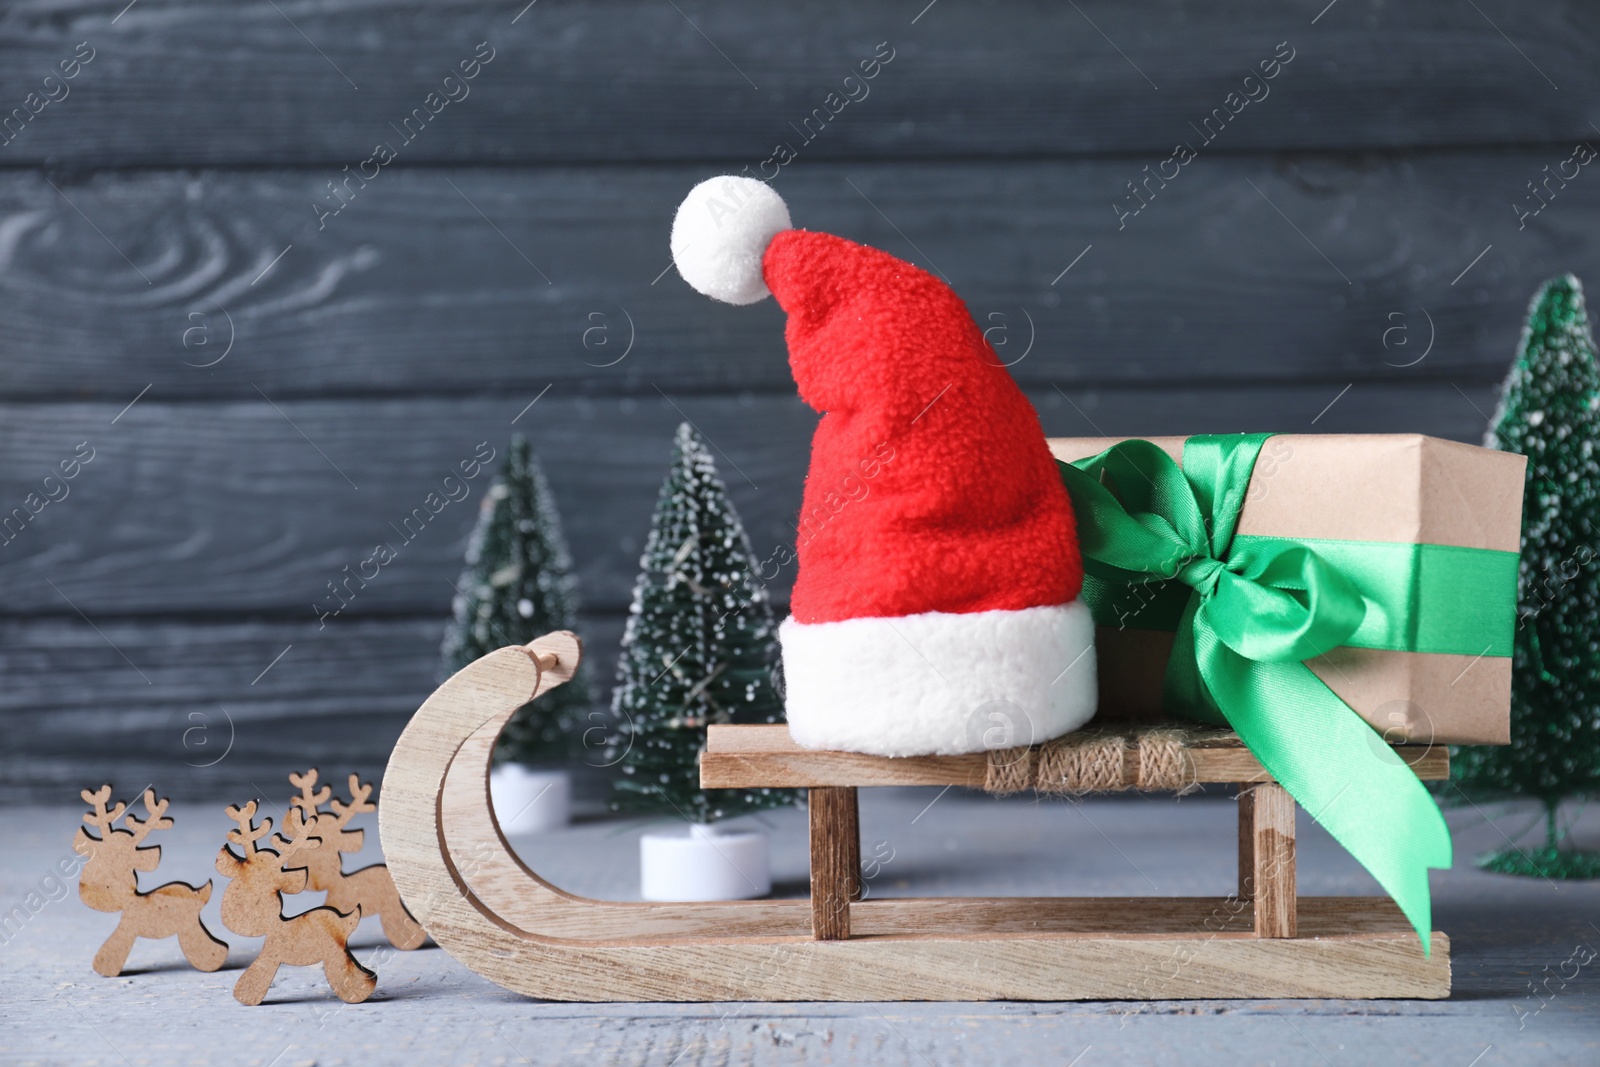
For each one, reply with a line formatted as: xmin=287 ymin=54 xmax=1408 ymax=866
xmin=670 ymin=176 xmax=791 ymax=305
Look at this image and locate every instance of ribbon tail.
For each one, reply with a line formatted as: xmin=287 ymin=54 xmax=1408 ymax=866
xmin=1195 ymin=625 xmax=1453 ymax=953
xmin=1162 ymin=597 xmax=1228 ymax=726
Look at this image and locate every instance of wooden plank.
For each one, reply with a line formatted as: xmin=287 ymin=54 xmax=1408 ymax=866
xmin=380 ymin=642 xmax=1452 ymax=1000
xmin=705 ymin=743 xmax=988 ymax=789
xmin=1239 ymin=782 xmax=1297 ymax=939
xmin=701 ymin=725 xmax=1450 ymax=788
xmin=0 ymin=385 xmax=1500 ymax=618
xmin=0 ymin=155 xmax=1588 ymax=402
xmin=0 ymin=605 xmax=1447 ymax=803
xmin=0 ymin=614 xmax=624 ymax=803
xmin=1 ymin=2 xmax=1594 ymax=167
xmin=808 ymin=787 xmax=856 ymax=940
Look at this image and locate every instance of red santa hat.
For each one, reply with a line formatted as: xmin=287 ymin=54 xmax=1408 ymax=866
xmin=671 ymin=176 xmax=1095 ymax=757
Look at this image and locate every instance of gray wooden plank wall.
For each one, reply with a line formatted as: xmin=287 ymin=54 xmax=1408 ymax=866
xmin=1 ymin=1 xmax=1594 ymax=799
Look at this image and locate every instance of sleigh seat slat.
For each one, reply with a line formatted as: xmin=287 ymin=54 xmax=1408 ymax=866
xmin=700 ymin=723 xmax=1448 ymax=790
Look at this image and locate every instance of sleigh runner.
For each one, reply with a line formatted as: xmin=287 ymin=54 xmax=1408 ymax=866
xmin=380 ymin=632 xmax=1452 ymax=1002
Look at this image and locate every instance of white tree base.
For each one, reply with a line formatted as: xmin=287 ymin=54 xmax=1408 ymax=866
xmin=489 ymin=765 xmax=571 ymax=834
xmin=639 ymin=823 xmax=771 ymax=902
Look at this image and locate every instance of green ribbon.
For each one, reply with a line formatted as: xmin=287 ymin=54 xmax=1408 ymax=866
xmin=1059 ymin=435 xmax=1516 ymax=952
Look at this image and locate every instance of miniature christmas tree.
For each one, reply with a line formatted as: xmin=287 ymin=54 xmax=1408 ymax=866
xmin=440 ymin=436 xmax=591 ymax=766
xmin=1453 ymin=275 xmax=1600 ymax=878
xmin=610 ymin=423 xmax=798 ymax=822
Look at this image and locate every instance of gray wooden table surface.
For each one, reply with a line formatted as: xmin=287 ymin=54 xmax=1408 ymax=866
xmin=4 ymin=787 xmax=1596 ymax=1066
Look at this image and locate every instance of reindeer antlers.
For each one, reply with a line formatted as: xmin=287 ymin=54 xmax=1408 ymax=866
xmin=271 ymin=805 xmax=322 ymax=861
xmin=328 ymin=775 xmax=375 ymax=825
xmin=289 ymin=769 xmax=332 ymax=817
xmin=124 ymin=789 xmax=173 ymax=845
xmin=292 ymin=769 xmax=375 ymax=834
xmin=81 ymin=785 xmax=127 ymax=835
xmin=81 ymin=787 xmax=176 ymax=845
xmin=225 ymin=801 xmax=273 ymax=857
xmin=227 ymin=796 xmax=324 ymax=863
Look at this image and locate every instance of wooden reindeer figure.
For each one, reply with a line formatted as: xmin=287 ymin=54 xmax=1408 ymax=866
xmin=74 ymin=785 xmax=229 ymax=977
xmin=287 ymin=769 xmax=426 ymax=950
xmin=215 ymin=800 xmax=376 ymax=1005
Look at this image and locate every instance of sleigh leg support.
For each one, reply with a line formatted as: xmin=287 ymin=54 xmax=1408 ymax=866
xmin=808 ymin=787 xmax=860 ymax=941
xmin=1239 ymin=782 xmax=1296 ymax=939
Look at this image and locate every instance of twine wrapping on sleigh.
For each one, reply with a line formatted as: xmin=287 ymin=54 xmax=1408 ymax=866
xmin=983 ymin=726 xmax=1200 ymax=795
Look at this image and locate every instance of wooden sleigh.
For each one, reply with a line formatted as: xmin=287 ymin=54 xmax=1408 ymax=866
xmin=380 ymin=632 xmax=1452 ymax=1001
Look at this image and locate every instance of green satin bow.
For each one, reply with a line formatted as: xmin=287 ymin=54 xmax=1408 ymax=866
xmin=1059 ymin=434 xmax=1506 ymax=952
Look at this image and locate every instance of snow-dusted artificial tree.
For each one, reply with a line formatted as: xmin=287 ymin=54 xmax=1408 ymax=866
xmin=440 ymin=435 xmax=591 ymax=767
xmin=610 ymin=423 xmax=798 ymax=822
xmin=1453 ymin=275 xmax=1600 ymax=878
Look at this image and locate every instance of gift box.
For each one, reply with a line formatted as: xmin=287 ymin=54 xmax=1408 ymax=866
xmin=1048 ymin=434 xmax=1526 ymax=745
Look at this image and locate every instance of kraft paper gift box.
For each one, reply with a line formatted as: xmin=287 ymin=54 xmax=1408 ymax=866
xmin=1047 ymin=434 xmax=1527 ymax=745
